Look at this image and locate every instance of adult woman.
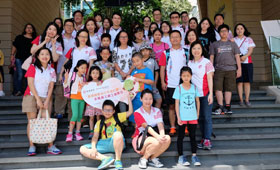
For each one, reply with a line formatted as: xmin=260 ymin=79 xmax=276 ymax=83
xmin=188 ymin=41 xmax=215 ymax=150
xmin=188 ymin=17 xmax=198 ymax=30
xmin=160 ymin=21 xmax=172 ymax=47
xmin=132 ymin=89 xmax=171 ymax=169
xmin=147 ymin=22 xmax=158 ymax=43
xmin=85 ymin=18 xmax=101 ymax=51
xmin=30 ymin=22 xmax=63 ymax=62
xmin=184 ymin=29 xmax=199 ymax=50
xmin=143 ymin=16 xmax=151 ymax=40
xmin=11 ymin=23 xmax=37 ymax=96
xmin=234 ymin=23 xmax=256 ymax=106
xmin=98 ymin=18 xmax=112 ymax=35
xmin=197 ymin=18 xmax=216 ymax=58
xmin=53 ymin=17 xmax=63 ymax=35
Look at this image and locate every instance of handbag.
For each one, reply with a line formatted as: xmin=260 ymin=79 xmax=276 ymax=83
xmin=136 ymin=125 xmax=159 ymax=151
xmin=21 ymin=55 xmax=33 ymax=71
xmin=29 ymin=109 xmax=58 ymax=144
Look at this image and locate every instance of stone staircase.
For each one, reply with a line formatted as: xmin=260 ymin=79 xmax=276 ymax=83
xmin=1 ymin=90 xmax=280 ymax=169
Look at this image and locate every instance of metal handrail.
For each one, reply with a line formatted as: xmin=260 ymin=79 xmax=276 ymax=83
xmin=271 ymin=52 xmax=280 ymax=58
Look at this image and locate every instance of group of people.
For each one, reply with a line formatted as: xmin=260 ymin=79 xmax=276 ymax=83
xmin=12 ymin=7 xmax=256 ymax=170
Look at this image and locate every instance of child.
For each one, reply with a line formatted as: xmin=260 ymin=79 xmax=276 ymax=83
xmin=130 ymin=52 xmax=154 ymax=122
xmin=96 ymin=33 xmax=112 ymax=62
xmin=22 ymin=47 xmax=61 ymax=156
xmin=64 ymin=59 xmax=88 ymax=142
xmin=85 ymin=66 xmax=103 ymax=139
xmin=139 ymin=43 xmax=162 ymax=108
xmin=160 ymin=21 xmax=172 ymax=47
xmin=173 ymin=66 xmax=201 ymax=166
xmin=0 ymin=49 xmax=4 ymax=96
xmin=210 ymin=24 xmax=241 ymax=115
xmin=132 ymin=27 xmax=147 ymax=52
xmin=150 ymin=28 xmax=169 ymax=63
xmin=80 ymin=94 xmax=133 ymax=170
xmin=132 ymin=89 xmax=171 ymax=169
xmin=94 ymin=47 xmax=114 ymax=80
xmin=147 ymin=22 xmax=158 ymax=44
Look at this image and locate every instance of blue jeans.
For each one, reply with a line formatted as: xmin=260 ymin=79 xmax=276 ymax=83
xmin=13 ymin=59 xmax=26 ymax=93
xmin=199 ymin=94 xmax=213 ymax=140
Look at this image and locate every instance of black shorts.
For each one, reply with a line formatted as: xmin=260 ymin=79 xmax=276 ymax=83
xmin=236 ymin=63 xmax=253 ymax=83
xmin=165 ymin=87 xmax=175 ymax=105
xmin=0 ymin=66 xmax=4 ymax=83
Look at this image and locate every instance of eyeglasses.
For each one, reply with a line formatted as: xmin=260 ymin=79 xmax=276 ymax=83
xmin=65 ymin=24 xmax=73 ymax=27
xmin=171 ymin=16 xmax=179 ymax=19
xmin=103 ymin=109 xmax=114 ymax=113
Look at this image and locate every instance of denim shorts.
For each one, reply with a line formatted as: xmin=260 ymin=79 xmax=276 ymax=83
xmin=83 ymin=132 xmax=126 ymax=154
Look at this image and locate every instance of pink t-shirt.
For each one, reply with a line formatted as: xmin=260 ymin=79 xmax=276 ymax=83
xmin=150 ymin=42 xmax=169 ymax=63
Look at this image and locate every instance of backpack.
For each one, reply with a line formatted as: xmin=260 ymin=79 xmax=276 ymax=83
xmin=165 ymin=48 xmax=189 ymax=66
xmin=98 ymin=113 xmax=125 ymax=140
xmin=64 ymin=47 xmax=75 ymax=71
xmin=63 ymin=72 xmax=86 ymax=98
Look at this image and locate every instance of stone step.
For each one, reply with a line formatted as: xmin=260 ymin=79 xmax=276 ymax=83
xmin=1 ymin=133 xmax=280 ymax=155
xmin=1 ymin=147 xmax=280 ymax=169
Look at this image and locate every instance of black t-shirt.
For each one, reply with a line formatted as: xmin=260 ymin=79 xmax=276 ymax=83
xmin=13 ymin=35 xmax=34 ymax=61
xmin=199 ymin=31 xmax=216 ymax=56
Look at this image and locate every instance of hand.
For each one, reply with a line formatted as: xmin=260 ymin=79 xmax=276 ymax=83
xmin=58 ymin=74 xmax=63 ymax=82
xmin=156 ymin=134 xmax=167 ymax=143
xmin=52 ymin=35 xmax=59 ymax=45
xmin=44 ymin=36 xmax=51 ymax=43
xmin=89 ymin=148 xmax=97 ymax=158
xmin=120 ymin=72 xmax=127 ymax=80
xmin=43 ymin=100 xmax=49 ymax=109
xmin=10 ymin=55 xmax=15 ymax=63
xmin=230 ymin=38 xmax=235 ymax=42
xmin=208 ymin=93 xmax=213 ymax=105
xmin=36 ymin=98 xmax=44 ymax=109
xmin=241 ymin=56 xmax=247 ymax=62
xmin=236 ymin=68 xmax=242 ymax=78
xmin=161 ymin=82 xmax=167 ymax=91
xmin=64 ymin=70 xmax=69 ymax=81
xmin=177 ymin=118 xmax=183 ymax=126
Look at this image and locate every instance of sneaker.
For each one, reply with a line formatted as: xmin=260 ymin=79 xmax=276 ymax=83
xmin=203 ymin=139 xmax=212 ymax=150
xmin=27 ymin=146 xmax=36 ymax=156
xmin=224 ymin=105 xmax=233 ymax=115
xmin=138 ymin=158 xmax=148 ymax=169
xmin=169 ymin=127 xmax=176 ymax=136
xmin=0 ymin=91 xmax=5 ymax=97
xmin=178 ymin=155 xmax=190 ymax=166
xmin=148 ymin=157 xmax=164 ymax=168
xmin=191 ymin=155 xmax=201 ymax=166
xmin=114 ymin=160 xmax=123 ymax=170
xmin=75 ymin=133 xmax=84 ymax=141
xmin=98 ymin=157 xmax=114 ymax=170
xmin=56 ymin=113 xmax=63 ymax=119
xmin=47 ymin=145 xmax=62 ymax=155
xmin=83 ymin=124 xmax=89 ymax=128
xmin=185 ymin=127 xmax=189 ymax=136
xmin=245 ymin=101 xmax=252 ymax=107
xmin=212 ymin=106 xmax=223 ymax=115
xmin=88 ymin=132 xmax=94 ymax=140
xmin=197 ymin=139 xmax=204 ymax=149
xmin=66 ymin=134 xmax=73 ymax=142
xmin=239 ymin=101 xmax=245 ymax=106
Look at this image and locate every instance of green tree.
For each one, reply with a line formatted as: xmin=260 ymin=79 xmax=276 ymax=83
xmin=161 ymin=0 xmax=192 ymax=20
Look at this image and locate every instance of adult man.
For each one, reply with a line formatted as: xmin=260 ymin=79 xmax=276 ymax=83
xmin=214 ymin=14 xmax=233 ymax=40
xmin=109 ymin=12 xmax=122 ymax=50
xmin=170 ymin=11 xmax=185 ymax=45
xmin=153 ymin=8 xmax=162 ymax=27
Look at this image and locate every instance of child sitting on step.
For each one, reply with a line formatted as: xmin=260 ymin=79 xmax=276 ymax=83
xmin=80 ymin=92 xmax=133 ymax=170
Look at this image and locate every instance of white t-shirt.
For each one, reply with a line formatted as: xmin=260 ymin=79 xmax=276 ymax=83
xmin=234 ymin=36 xmax=256 ymax=64
xmin=188 ymin=57 xmax=215 ymax=97
xmin=112 ymin=46 xmax=135 ymax=74
xmin=172 ymin=25 xmax=185 ymax=46
xmin=159 ymin=47 xmax=188 ymax=88
xmin=57 ymin=34 xmax=76 ymax=74
xmin=109 ymin=27 xmax=122 ymax=50
xmin=161 ymin=35 xmax=172 ymax=47
xmin=66 ymin=46 xmax=97 ymax=72
xmin=90 ymin=33 xmax=101 ymax=51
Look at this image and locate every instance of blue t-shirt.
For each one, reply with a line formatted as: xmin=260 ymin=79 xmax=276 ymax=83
xmin=172 ymin=84 xmax=200 ymax=121
xmin=131 ymin=67 xmax=154 ymax=94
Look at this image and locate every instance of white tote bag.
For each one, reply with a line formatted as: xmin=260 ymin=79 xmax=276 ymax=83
xmin=29 ymin=109 xmax=58 ymax=144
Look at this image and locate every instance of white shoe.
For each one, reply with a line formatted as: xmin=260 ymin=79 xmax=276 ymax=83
xmin=0 ymin=91 xmax=5 ymax=97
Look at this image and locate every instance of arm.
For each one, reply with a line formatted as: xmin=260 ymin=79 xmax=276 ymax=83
xmin=196 ymin=97 xmax=200 ymax=118
xmin=126 ymin=94 xmax=133 ymax=118
xmin=160 ymin=66 xmax=167 ymax=91
xmin=235 ymin=54 xmax=242 ymax=78
xmin=43 ymin=82 xmax=55 ymax=109
xmin=207 ymin=72 xmax=214 ymax=104
xmin=135 ymin=77 xmax=154 ymax=85
xmin=51 ymin=44 xmax=59 ymax=62
xmin=241 ymin=47 xmax=254 ymax=62
xmin=89 ymin=130 xmax=99 ymax=158
xmin=154 ymin=71 xmax=159 ymax=86
xmin=175 ymin=99 xmax=182 ymax=125
xmin=157 ymin=122 xmax=165 ymax=135
xmin=28 ymin=77 xmax=43 ymax=108
xmin=210 ymin=54 xmax=214 ymax=64
xmin=127 ymin=66 xmax=135 ymax=75
xmin=10 ymin=46 xmax=17 ymax=62
xmin=31 ymin=43 xmax=46 ymax=55
xmin=114 ymin=63 xmax=126 ymax=78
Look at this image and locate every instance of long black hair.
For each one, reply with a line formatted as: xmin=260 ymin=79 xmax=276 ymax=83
xmin=234 ymin=23 xmax=251 ymax=37
xmin=41 ymin=22 xmax=64 ymax=50
xmin=179 ymin=66 xmax=193 ymax=84
xmin=22 ymin=23 xmax=37 ymax=39
xmin=148 ymin=22 xmax=158 ymax=39
xmin=85 ymin=17 xmax=99 ymax=33
xmin=73 ymin=59 xmax=88 ymax=72
xmin=185 ymin=29 xmax=199 ymax=45
xmin=75 ymin=29 xmax=91 ymax=47
xmin=33 ymin=47 xmax=53 ymax=73
xmin=88 ymin=65 xmax=103 ymax=82
xmin=53 ymin=17 xmax=63 ymax=35
xmin=114 ymin=30 xmax=133 ymax=47
xmin=197 ymin=17 xmax=216 ymax=36
xmin=189 ymin=40 xmax=207 ymax=60
xmin=160 ymin=21 xmax=172 ymax=34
